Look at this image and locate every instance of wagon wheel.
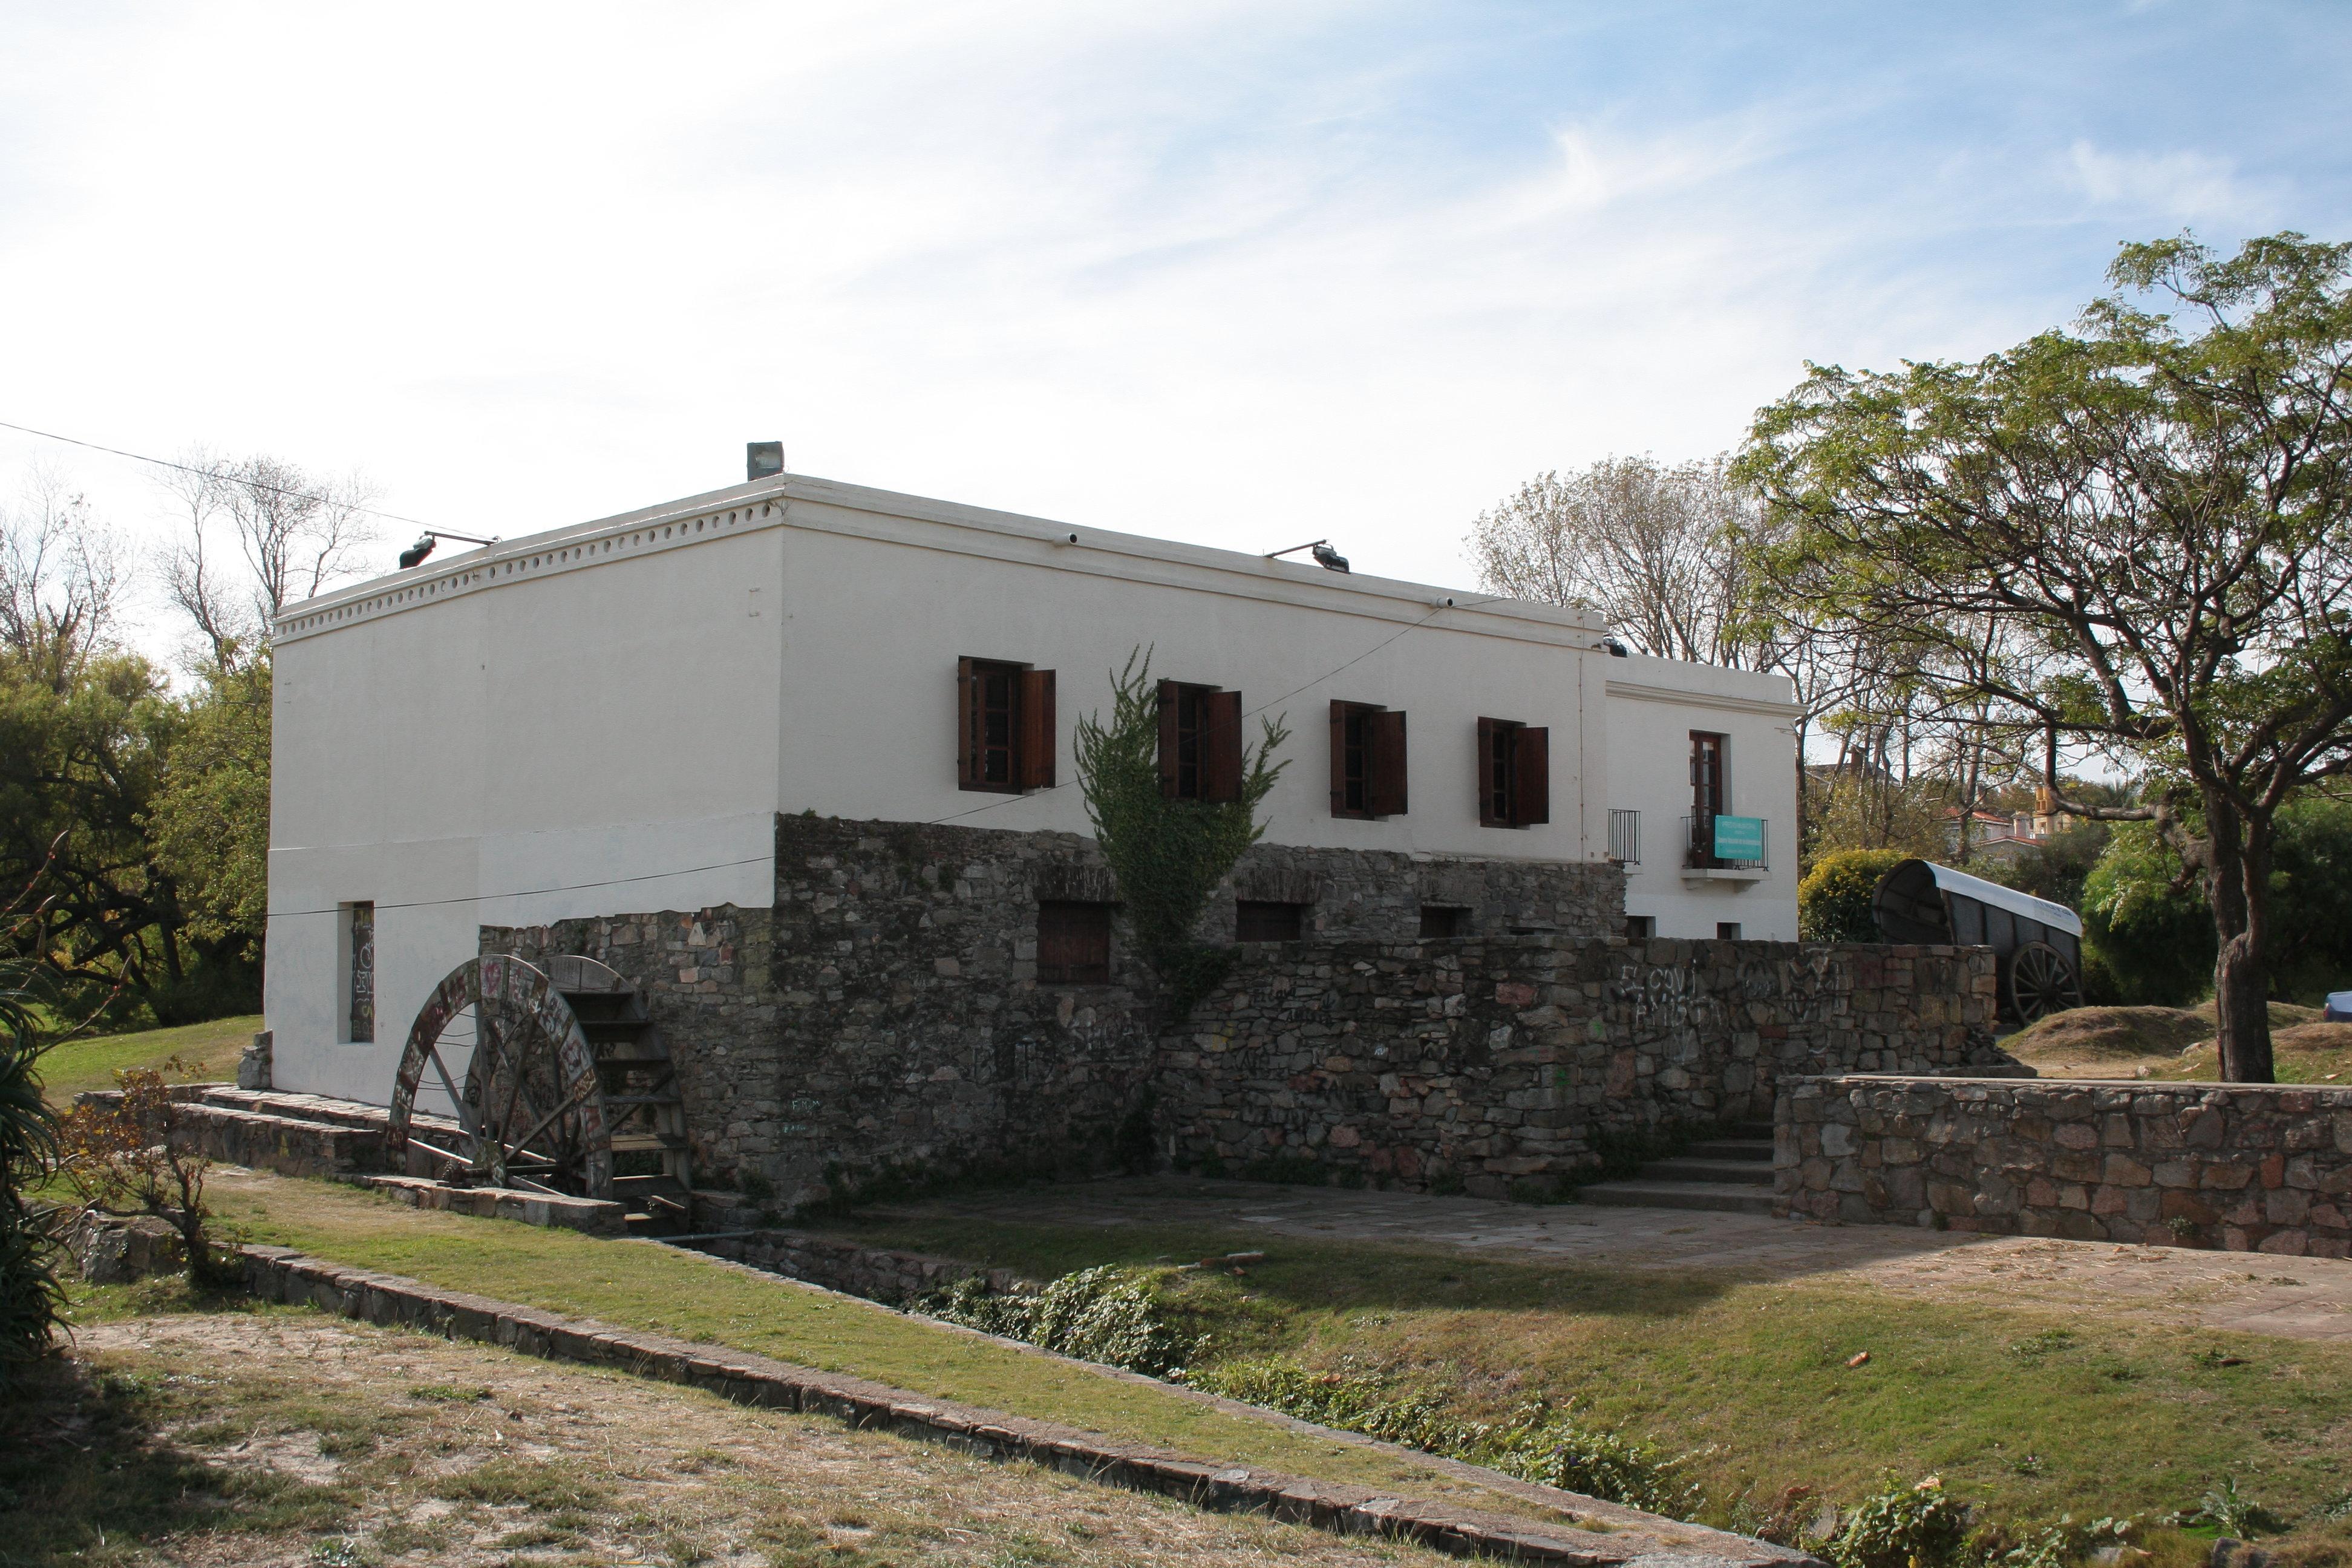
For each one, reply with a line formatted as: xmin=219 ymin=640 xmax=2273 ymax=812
xmin=385 ymin=955 xmax=613 ymax=1198
xmin=2006 ymin=940 xmax=2083 ymax=1026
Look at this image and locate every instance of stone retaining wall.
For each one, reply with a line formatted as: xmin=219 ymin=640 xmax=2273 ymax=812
xmin=1776 ymin=1076 xmax=2352 ymax=1256
xmin=681 ymin=1229 xmax=1030 ymax=1302
xmin=1161 ymin=938 xmax=2006 ymax=1198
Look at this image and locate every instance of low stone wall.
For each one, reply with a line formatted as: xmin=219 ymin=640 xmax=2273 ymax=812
xmin=1161 ymin=938 xmax=2006 ymax=1198
xmin=76 ymin=1086 xmax=387 ymax=1179
xmin=1776 ymin=1076 xmax=2352 ymax=1256
xmin=681 ymin=1229 xmax=1029 ymax=1302
xmin=67 ymin=1210 xmax=186 ymax=1283
xmin=358 ymin=1175 xmax=627 ymax=1236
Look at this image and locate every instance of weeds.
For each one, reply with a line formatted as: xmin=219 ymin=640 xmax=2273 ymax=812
xmin=918 ymin=1266 xmax=1201 ymax=1378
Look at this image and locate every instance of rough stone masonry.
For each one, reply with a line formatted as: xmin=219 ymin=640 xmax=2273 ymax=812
xmin=484 ymin=812 xmax=2007 ymax=1207
xmin=1777 ymin=1076 xmax=2352 ymax=1256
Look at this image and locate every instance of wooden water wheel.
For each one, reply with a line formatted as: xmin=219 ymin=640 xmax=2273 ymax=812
xmin=385 ymin=954 xmax=694 ymax=1225
xmin=2005 ymin=939 xmax=2083 ymax=1025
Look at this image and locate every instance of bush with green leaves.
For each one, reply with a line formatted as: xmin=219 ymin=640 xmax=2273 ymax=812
xmin=1195 ymin=1357 xmax=1700 ymax=1517
xmin=919 ymin=1266 xmax=1201 ymax=1379
xmin=0 ymin=956 xmax=65 ymax=1383
xmin=1828 ymin=1473 xmax=1974 ymax=1568
xmin=1798 ymin=849 xmax=1907 ymax=943
xmin=1073 ymin=648 xmax=1287 ymax=1015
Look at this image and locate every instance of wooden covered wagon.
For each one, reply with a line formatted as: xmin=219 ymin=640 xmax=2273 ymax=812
xmin=1872 ymin=858 xmax=2085 ymax=1025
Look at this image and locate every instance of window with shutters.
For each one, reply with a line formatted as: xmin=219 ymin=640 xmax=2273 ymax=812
xmin=1157 ymin=680 xmax=1243 ymax=802
xmin=1036 ymin=901 xmax=1112 ymax=984
xmin=1475 ymin=717 xmax=1550 ymax=828
xmin=956 ymin=658 xmax=1056 ymax=793
xmin=1235 ymin=900 xmax=1305 ymax=942
xmin=1328 ymin=701 xmax=1408 ymax=818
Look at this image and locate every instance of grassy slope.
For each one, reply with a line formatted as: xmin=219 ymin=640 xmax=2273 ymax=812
xmin=819 ymin=1213 xmax=2352 ymax=1535
xmin=37 ymin=1013 xmax=261 ymax=1100
xmin=194 ymin=1172 xmax=1558 ymax=1523
xmin=2005 ymin=1002 xmax=2335 ymax=1081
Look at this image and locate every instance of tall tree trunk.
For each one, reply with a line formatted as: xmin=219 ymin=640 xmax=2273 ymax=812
xmin=2204 ymin=802 xmax=2277 ymax=1084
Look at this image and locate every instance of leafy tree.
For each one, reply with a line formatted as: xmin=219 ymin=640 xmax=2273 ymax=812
xmin=1074 ymin=650 xmax=1287 ymax=1014
xmin=1797 ymin=848 xmax=1906 ymax=942
xmin=148 ymin=655 xmax=270 ymax=964
xmin=1739 ymin=232 xmax=2352 ymax=1081
xmin=2079 ymin=824 xmax=2215 ymax=1007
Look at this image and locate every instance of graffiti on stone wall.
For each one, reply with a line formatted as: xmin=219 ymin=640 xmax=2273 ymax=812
xmin=1612 ymin=946 xmax=1851 ymax=1054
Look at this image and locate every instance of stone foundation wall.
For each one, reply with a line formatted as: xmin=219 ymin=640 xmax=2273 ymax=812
xmin=1161 ymin=938 xmax=2005 ymax=1198
xmin=1776 ymin=1076 xmax=2352 ymax=1256
xmin=488 ymin=815 xmax=1627 ymax=1208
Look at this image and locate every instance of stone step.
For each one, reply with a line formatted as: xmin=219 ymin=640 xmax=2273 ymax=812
xmin=1641 ymin=1157 xmax=1772 ymax=1186
xmin=1679 ymin=1138 xmax=1772 ymax=1161
xmin=1577 ymin=1180 xmax=1777 ymax=1215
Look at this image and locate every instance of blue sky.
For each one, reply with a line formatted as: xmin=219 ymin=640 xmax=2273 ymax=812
xmin=2 ymin=2 xmax=2347 ymax=659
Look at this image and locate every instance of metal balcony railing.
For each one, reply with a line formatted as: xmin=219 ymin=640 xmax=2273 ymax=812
xmin=1684 ymin=815 xmax=1768 ymax=871
xmin=1607 ymin=808 xmax=1641 ymax=864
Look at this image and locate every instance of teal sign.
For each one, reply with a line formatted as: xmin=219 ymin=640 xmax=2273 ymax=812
xmin=1713 ymin=815 xmax=1766 ymax=861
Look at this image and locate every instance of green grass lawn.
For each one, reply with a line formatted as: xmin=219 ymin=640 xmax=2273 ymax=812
xmin=36 ymin=1013 xmax=260 ymax=1101
xmin=185 ymin=1171 xmax=1579 ymax=1529
xmin=816 ymin=1212 xmax=2352 ymax=1547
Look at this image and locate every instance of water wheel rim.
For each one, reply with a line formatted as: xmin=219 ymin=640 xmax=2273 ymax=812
xmin=2008 ymin=940 xmax=2079 ymax=1024
xmin=387 ymin=955 xmax=614 ymax=1200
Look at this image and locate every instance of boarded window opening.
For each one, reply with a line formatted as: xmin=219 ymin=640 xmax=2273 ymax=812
xmin=1037 ymin=901 xmax=1112 ymax=984
xmin=1235 ymin=900 xmax=1305 ymax=942
xmin=1624 ymin=915 xmax=1656 ymax=939
xmin=1418 ymin=905 xmax=1468 ymax=939
xmin=345 ymin=901 xmax=374 ymax=1044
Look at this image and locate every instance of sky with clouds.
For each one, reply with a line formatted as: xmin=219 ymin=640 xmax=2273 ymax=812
xmin=3 ymin=2 xmax=2348 ymax=662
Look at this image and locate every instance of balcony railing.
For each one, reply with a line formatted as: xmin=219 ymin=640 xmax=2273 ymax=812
xmin=1684 ymin=815 xmax=1768 ymax=871
xmin=1607 ymin=808 xmax=1641 ymax=864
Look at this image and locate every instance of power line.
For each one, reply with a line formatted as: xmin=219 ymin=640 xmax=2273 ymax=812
xmin=0 ymin=417 xmax=438 ymax=532
xmin=264 ymin=855 xmax=773 ymax=921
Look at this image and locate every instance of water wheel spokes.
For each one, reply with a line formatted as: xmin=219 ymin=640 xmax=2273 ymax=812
xmin=2006 ymin=939 xmax=2083 ymax=1025
xmin=387 ymin=955 xmax=613 ymax=1200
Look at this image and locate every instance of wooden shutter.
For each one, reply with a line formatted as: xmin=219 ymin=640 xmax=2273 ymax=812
xmin=1368 ymin=710 xmax=1408 ymax=817
xmin=1019 ymin=669 xmax=1056 ymax=790
xmin=1475 ymin=716 xmax=1500 ymax=826
xmin=1328 ymin=701 xmax=1349 ymax=816
xmin=955 ymin=658 xmax=976 ymax=788
xmin=1513 ymin=726 xmax=1550 ymax=826
xmin=1203 ymin=689 xmax=1244 ymax=803
xmin=1157 ymin=679 xmax=1180 ymax=799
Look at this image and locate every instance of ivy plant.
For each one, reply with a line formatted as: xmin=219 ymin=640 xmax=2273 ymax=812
xmin=1074 ymin=648 xmax=1288 ymax=1016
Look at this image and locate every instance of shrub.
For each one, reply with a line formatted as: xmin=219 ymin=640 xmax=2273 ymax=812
xmin=1799 ymin=849 xmax=1907 ymax=943
xmin=57 ymin=1059 xmax=235 ymax=1284
xmin=0 ymin=970 xmax=63 ymax=1384
xmin=920 ymin=1266 xmax=1201 ymax=1379
xmin=1829 ymin=1474 xmax=1973 ymax=1568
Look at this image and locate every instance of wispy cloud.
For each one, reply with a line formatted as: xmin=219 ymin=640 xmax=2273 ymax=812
xmin=2065 ymin=140 xmax=2270 ymax=222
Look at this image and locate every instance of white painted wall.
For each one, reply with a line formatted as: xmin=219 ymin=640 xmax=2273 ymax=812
xmin=1604 ymin=655 xmax=1801 ymax=940
xmin=267 ymin=471 xmax=1791 ymax=1102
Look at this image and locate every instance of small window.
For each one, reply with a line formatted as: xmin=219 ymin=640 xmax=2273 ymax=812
xmin=1419 ymin=905 xmax=1468 ymax=939
xmin=1235 ymin=900 xmax=1305 ymax=942
xmin=1476 ymin=718 xmax=1550 ymax=828
xmin=1037 ymin=901 xmax=1112 ymax=984
xmin=1158 ymin=680 xmax=1243 ymax=802
xmin=1330 ymin=701 xmax=1408 ymax=818
xmin=958 ymin=658 xmax=1056 ymax=793
xmin=345 ymin=901 xmax=375 ymax=1044
xmin=1717 ymin=922 xmax=1743 ymax=941
xmin=1625 ymin=915 xmax=1656 ymax=939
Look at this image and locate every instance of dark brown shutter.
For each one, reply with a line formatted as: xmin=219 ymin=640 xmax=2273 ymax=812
xmin=1328 ymin=701 xmax=1349 ymax=816
xmin=955 ymin=657 xmax=976 ymax=788
xmin=1019 ymin=669 xmax=1055 ymax=790
xmin=1203 ymin=689 xmax=1244 ymax=803
xmin=1513 ymin=726 xmax=1550 ymax=826
xmin=1157 ymin=679 xmax=1180 ymax=799
xmin=1368 ymin=709 xmax=1408 ymax=817
xmin=1476 ymin=716 xmax=1499 ymax=826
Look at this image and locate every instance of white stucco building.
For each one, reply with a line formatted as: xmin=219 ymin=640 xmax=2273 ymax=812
xmin=266 ymin=468 xmax=1797 ymax=1103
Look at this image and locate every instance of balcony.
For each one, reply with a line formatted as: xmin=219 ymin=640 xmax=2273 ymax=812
xmin=1682 ymin=815 xmax=1768 ymax=882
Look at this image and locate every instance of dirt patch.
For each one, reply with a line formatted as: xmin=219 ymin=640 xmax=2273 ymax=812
xmin=2007 ymin=1002 xmax=2329 ymax=1080
xmin=11 ymin=1312 xmax=1450 ymax=1567
xmin=2162 ymin=1021 xmax=2352 ymax=1085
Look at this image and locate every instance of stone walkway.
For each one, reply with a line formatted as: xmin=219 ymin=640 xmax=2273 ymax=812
xmin=873 ymin=1175 xmax=2352 ymax=1345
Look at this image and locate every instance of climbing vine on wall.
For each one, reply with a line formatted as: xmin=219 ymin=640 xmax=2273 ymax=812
xmin=1074 ymin=648 xmax=1288 ymax=1016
